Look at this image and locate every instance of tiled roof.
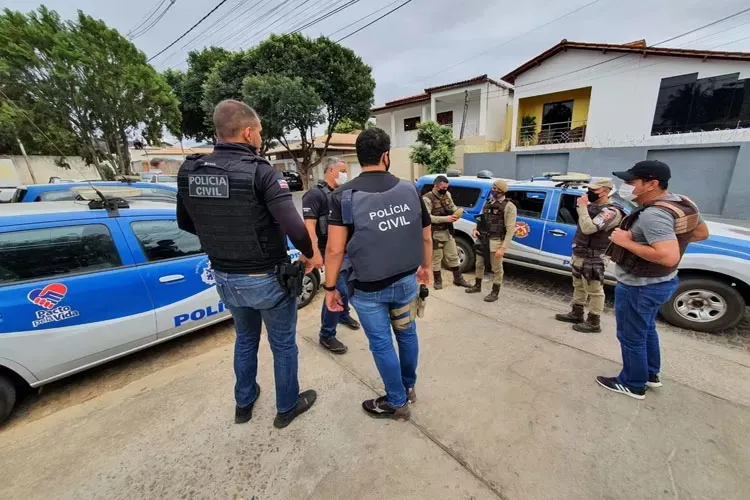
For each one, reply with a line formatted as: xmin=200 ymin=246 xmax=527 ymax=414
xmin=501 ymin=39 xmax=750 ymax=84
xmin=265 ymin=133 xmax=359 ymax=155
xmin=372 ymin=74 xmax=512 ymax=113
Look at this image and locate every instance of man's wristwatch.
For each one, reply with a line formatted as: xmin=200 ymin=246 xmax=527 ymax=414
xmin=323 ymin=284 xmax=337 ymax=292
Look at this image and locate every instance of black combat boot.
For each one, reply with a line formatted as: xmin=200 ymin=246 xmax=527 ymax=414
xmin=483 ymin=284 xmax=500 ymax=302
xmin=465 ymin=278 xmax=482 ymax=294
xmin=451 ymin=267 xmax=471 ymax=287
xmin=555 ymin=304 xmax=585 ymax=323
xmin=573 ymin=313 xmax=602 ymax=333
xmin=433 ymin=271 xmax=443 ymax=290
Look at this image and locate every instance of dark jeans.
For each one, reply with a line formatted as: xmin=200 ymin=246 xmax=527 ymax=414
xmin=615 ymin=277 xmax=679 ymax=390
xmin=350 ymin=273 xmax=419 ymax=408
xmin=320 ymin=266 xmax=352 ymax=340
xmin=214 ymin=270 xmax=299 ymax=413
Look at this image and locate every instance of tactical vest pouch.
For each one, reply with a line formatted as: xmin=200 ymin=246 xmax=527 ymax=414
xmin=275 ymin=261 xmax=305 ymax=297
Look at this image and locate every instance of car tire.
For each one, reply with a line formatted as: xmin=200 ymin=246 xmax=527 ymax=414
xmin=298 ymin=271 xmax=320 ymax=309
xmin=660 ymin=277 xmax=746 ymax=333
xmin=455 ymin=236 xmax=476 ymax=274
xmin=0 ymin=374 xmax=17 ymax=424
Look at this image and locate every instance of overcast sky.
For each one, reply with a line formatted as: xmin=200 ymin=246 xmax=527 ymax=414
xmin=3 ymin=0 xmax=750 ymax=107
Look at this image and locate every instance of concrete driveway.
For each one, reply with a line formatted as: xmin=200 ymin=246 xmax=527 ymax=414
xmin=1 ymin=277 xmax=749 ymax=500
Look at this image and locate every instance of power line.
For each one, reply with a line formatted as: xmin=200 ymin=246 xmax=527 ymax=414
xmin=335 ymin=0 xmax=414 ymax=42
xmin=243 ymin=0 xmax=337 ymax=46
xmin=327 ymin=0 xmax=402 ymax=38
xmin=290 ymin=0 xmax=363 ymax=35
xmin=230 ymin=0 xmax=312 ymax=50
xmin=129 ymin=0 xmax=177 ymax=41
xmin=148 ymin=0 xmax=231 ymax=62
xmin=127 ymin=0 xmax=167 ymax=38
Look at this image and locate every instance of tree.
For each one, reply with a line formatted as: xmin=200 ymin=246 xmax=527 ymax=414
xmin=164 ymin=47 xmax=229 ymax=143
xmin=0 ymin=7 xmax=180 ymax=175
xmin=410 ymin=121 xmax=456 ymax=174
xmin=204 ymin=33 xmax=375 ymax=188
xmin=243 ymin=74 xmax=324 ymax=163
xmin=333 ymin=117 xmax=373 ymax=134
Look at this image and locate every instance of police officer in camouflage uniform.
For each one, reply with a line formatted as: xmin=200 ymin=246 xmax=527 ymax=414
xmin=422 ymin=176 xmax=471 ymax=290
xmin=466 ymin=179 xmax=517 ymax=302
xmin=555 ymin=178 xmax=623 ymax=333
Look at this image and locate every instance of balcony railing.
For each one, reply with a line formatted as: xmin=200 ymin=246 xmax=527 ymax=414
xmin=517 ymin=119 xmax=587 ymax=147
xmin=443 ymin=120 xmax=479 ymax=138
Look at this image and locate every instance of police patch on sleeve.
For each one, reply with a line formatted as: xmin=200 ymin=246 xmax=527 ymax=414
xmin=277 ymin=179 xmax=289 ymax=190
xmin=188 ymin=175 xmax=229 ymax=198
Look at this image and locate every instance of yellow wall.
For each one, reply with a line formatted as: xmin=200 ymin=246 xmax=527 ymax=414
xmin=517 ymin=87 xmax=592 ymax=136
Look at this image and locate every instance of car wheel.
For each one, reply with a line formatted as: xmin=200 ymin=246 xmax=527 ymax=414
xmin=455 ymin=236 xmax=476 ymax=274
xmin=297 ymin=271 xmax=319 ymax=309
xmin=0 ymin=374 xmax=17 ymax=424
xmin=660 ymin=277 xmax=746 ymax=333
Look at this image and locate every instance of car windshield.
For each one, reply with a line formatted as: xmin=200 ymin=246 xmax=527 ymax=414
xmin=157 ymin=175 xmax=178 ymax=183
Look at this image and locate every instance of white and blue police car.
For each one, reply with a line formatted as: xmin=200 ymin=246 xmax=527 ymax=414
xmin=416 ymin=172 xmax=750 ymax=334
xmin=0 ymin=198 xmax=319 ymax=423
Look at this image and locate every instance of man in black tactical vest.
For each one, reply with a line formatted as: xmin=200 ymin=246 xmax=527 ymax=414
xmin=465 ymin=178 xmax=517 ymax=302
xmin=177 ymin=100 xmax=322 ymax=429
xmin=302 ymin=157 xmax=361 ymax=355
xmin=596 ymin=161 xmax=709 ymax=400
xmin=423 ymin=176 xmax=472 ymax=290
xmin=324 ymin=127 xmax=433 ymax=422
xmin=555 ymin=178 xmax=623 ymax=333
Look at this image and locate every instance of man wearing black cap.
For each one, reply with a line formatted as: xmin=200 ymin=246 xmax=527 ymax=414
xmin=596 ymin=160 xmax=709 ymax=400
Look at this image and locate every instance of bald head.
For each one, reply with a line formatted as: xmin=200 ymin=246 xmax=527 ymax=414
xmin=212 ymin=99 xmax=261 ymax=145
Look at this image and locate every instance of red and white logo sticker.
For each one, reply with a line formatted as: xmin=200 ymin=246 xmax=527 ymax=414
xmin=514 ymin=221 xmax=531 ymax=238
xmin=277 ymin=179 xmax=289 ymax=190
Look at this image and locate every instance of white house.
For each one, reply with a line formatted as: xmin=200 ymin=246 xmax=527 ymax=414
xmin=501 ymin=40 xmax=750 ymax=151
xmin=371 ymin=75 xmax=514 ymax=179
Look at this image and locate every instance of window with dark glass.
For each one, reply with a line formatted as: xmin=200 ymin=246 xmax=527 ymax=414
xmin=418 ymin=184 xmax=481 ymax=208
xmin=0 ymin=224 xmax=122 ymax=284
xmin=505 ymin=190 xmax=546 ymax=219
xmin=404 ymin=117 xmax=420 ymax=131
xmin=651 ymin=72 xmax=750 ymax=135
xmin=437 ymin=111 xmax=453 ymax=126
xmin=557 ymin=194 xmax=580 ymax=225
xmin=539 ymin=100 xmax=573 ymax=144
xmin=131 ymin=220 xmax=202 ymax=262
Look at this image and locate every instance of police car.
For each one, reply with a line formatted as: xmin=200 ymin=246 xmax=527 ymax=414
xmin=11 ymin=180 xmax=178 ymax=203
xmin=416 ymin=172 xmax=750 ymax=334
xmin=0 ymin=198 xmax=319 ymax=424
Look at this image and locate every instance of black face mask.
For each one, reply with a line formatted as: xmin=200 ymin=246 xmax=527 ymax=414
xmin=586 ymin=190 xmax=600 ymax=202
xmin=437 ymin=189 xmax=448 ymax=196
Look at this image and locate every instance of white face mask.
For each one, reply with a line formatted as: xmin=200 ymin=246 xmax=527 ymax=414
xmin=336 ymin=172 xmax=348 ymax=185
xmin=618 ymin=183 xmax=636 ymax=201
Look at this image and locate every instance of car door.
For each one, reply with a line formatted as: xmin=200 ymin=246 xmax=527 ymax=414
xmin=504 ymin=188 xmax=550 ymax=264
xmin=118 ymin=216 xmax=228 ymax=338
xmin=0 ymin=219 xmax=157 ymax=383
xmin=539 ymin=190 xmax=580 ymax=269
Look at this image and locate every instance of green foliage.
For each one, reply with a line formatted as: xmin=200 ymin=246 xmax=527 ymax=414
xmin=0 ymin=7 xmax=181 ymax=175
xmin=520 ymin=115 xmax=537 ymax=144
xmin=333 ymin=117 xmax=373 ymax=134
xmin=164 ymin=47 xmax=229 ymax=143
xmin=409 ymin=121 xmax=456 ymax=174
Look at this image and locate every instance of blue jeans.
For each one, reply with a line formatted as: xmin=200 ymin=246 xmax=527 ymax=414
xmin=320 ymin=267 xmax=353 ymax=339
xmin=350 ymin=273 xmax=419 ymax=408
xmin=615 ymin=277 xmax=679 ymax=390
xmin=214 ymin=270 xmax=299 ymax=413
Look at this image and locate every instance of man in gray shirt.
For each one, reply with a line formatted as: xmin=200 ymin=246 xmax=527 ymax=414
xmin=596 ymin=160 xmax=709 ymax=400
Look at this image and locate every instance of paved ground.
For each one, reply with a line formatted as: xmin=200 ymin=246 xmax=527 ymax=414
xmin=1 ymin=275 xmax=749 ymax=500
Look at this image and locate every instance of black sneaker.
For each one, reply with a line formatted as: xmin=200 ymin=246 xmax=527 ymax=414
xmin=646 ymin=374 xmax=663 ymax=389
xmin=595 ymin=376 xmax=645 ymax=400
xmin=362 ymin=396 xmax=411 ymax=421
xmin=320 ymin=337 xmax=348 ymax=354
xmin=338 ymin=316 xmax=361 ymax=330
xmin=406 ymin=387 xmax=417 ymax=404
xmin=235 ymin=384 xmax=261 ymax=424
xmin=273 ymin=390 xmax=317 ymax=429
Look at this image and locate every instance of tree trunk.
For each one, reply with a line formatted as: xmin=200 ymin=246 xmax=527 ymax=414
xmin=118 ymin=128 xmax=132 ymax=175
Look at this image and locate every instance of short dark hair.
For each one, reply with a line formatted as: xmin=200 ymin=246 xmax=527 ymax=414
xmin=434 ymin=175 xmax=449 ymax=185
xmin=658 ymin=180 xmax=669 ymax=190
xmin=356 ymin=127 xmax=390 ymax=167
xmin=213 ymin=99 xmax=260 ymax=140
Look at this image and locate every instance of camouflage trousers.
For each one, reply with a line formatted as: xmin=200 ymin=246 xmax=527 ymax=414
xmin=475 ymin=238 xmax=505 ymax=286
xmin=571 ymin=255 xmax=605 ymax=316
xmin=432 ymin=230 xmax=460 ymax=270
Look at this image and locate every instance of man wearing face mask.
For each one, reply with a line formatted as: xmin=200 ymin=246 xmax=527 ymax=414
xmin=302 ymin=157 xmax=360 ymax=355
xmin=555 ymin=178 xmax=623 ymax=332
xmin=177 ymin=100 xmax=323 ymax=428
xmin=596 ymin=160 xmax=709 ymax=400
xmin=465 ymin=178 xmax=517 ymax=302
xmin=422 ymin=176 xmax=472 ymax=290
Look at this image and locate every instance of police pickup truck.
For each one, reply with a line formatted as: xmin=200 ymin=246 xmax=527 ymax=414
xmin=416 ymin=173 xmax=750 ymax=334
xmin=11 ymin=180 xmax=178 ymax=203
xmin=0 ymin=198 xmax=319 ymax=424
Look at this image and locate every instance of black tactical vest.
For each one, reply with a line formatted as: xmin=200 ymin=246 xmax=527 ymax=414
xmin=315 ymin=181 xmax=334 ymax=251
xmin=341 ymin=180 xmax=424 ymax=283
xmin=424 ymin=191 xmax=453 ymax=232
xmin=572 ymin=203 xmax=624 ymax=258
xmin=482 ymin=198 xmax=510 ymax=239
xmin=177 ymin=152 xmax=288 ymax=274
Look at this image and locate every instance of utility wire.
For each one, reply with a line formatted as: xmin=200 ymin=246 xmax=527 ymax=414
xmin=127 ymin=0 xmax=167 ymax=38
xmin=290 ymin=0 xmax=363 ymax=35
xmin=335 ymin=0 xmax=414 ymax=42
xmin=327 ymin=0 xmax=402 ymax=38
xmin=129 ymin=0 xmax=177 ymax=41
xmin=148 ymin=0 xmax=231 ymax=62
